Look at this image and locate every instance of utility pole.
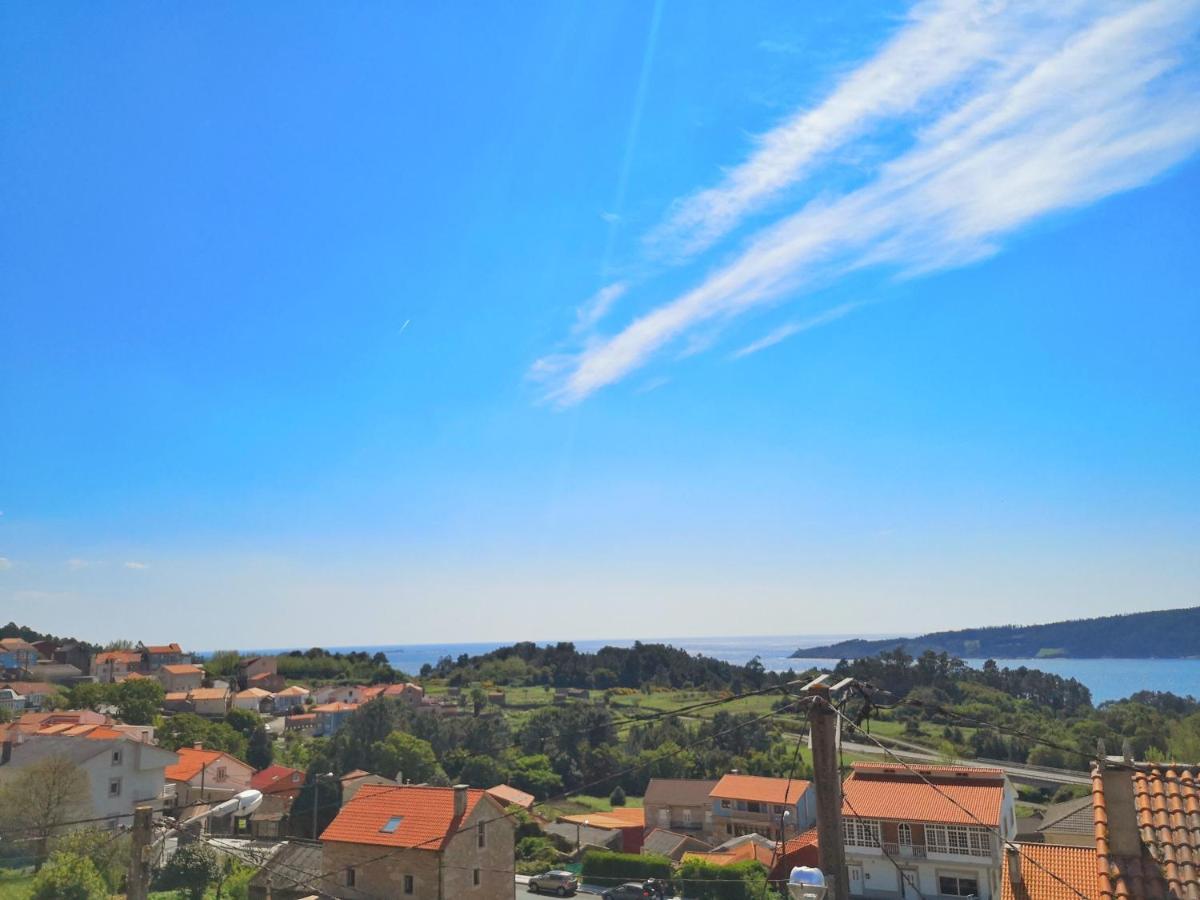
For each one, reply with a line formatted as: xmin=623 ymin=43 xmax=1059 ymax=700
xmin=126 ymin=805 xmax=154 ymax=900
xmin=808 ymin=683 xmax=848 ymax=900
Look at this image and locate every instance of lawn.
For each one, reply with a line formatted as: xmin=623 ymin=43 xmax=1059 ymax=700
xmin=0 ymin=871 xmax=32 ymax=900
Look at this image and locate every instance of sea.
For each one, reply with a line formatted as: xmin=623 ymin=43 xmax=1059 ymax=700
xmin=228 ymin=634 xmax=1200 ymax=705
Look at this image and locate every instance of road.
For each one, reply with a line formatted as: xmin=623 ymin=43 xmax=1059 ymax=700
xmin=839 ymin=737 xmax=1092 ymax=787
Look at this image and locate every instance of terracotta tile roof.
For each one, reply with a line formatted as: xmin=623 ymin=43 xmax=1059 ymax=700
xmin=276 ymin=685 xmax=310 ymax=696
xmin=853 ymin=761 xmax=1007 ymax=777
xmin=486 ymin=784 xmax=535 ymax=810
xmin=166 ymin=747 xmax=225 ymax=782
xmin=559 ymin=808 xmax=645 ymax=829
xmin=1002 ymin=843 xmax=1098 ymax=900
xmin=0 ymin=638 xmax=39 ymax=652
xmin=287 ymin=713 xmax=316 ymax=723
xmin=645 ymin=778 xmax=719 ymax=807
xmin=1093 ymin=761 xmax=1200 ymax=900
xmin=144 ymin=644 xmax=182 ymax=654
xmin=188 ymin=688 xmax=229 ymax=701
xmin=95 ymin=650 xmax=142 ymax=664
xmin=710 ymin=773 xmax=811 ymax=805
xmin=235 ymin=687 xmax=272 ymax=698
xmin=251 ymin=764 xmax=305 ymax=793
xmin=313 ymin=702 xmax=359 ymax=713
xmin=841 ymin=762 xmax=1006 ymax=827
xmin=682 ymin=840 xmax=776 ymax=867
xmin=160 ymin=664 xmax=203 ymax=675
xmin=321 ymin=784 xmax=488 ymax=850
xmin=121 ymin=672 xmax=151 ymax=680
xmin=164 ymin=691 xmax=190 ymax=701
xmin=779 ymin=827 xmax=820 ymax=856
xmin=1 ymin=682 xmax=58 ymax=696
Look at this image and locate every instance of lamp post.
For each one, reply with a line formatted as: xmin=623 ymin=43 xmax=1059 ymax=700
xmin=788 ymin=867 xmax=828 ymax=900
xmin=311 ymin=772 xmax=334 ymax=840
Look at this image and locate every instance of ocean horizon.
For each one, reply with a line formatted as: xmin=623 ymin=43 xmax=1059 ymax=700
xmin=206 ymin=633 xmax=1200 ymax=704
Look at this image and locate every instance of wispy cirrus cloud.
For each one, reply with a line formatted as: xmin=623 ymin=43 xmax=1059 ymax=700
xmin=123 ymin=561 xmax=150 ymax=570
xmin=537 ymin=0 xmax=1200 ymax=404
xmin=731 ymin=301 xmax=866 ymax=359
xmin=573 ymin=282 xmax=629 ymax=335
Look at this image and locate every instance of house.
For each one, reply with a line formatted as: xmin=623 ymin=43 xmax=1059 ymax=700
xmin=840 ymin=762 xmax=1016 ymax=899
xmin=54 ymin=642 xmax=93 ymax=675
xmin=641 ymin=827 xmax=713 ymax=861
xmin=313 ymin=685 xmax=366 ymax=705
xmin=341 ymin=770 xmax=399 ymax=804
xmin=0 ymin=638 xmax=41 ymax=672
xmin=320 ymin=783 xmax=516 ymax=899
xmin=379 ymin=682 xmax=425 ymax=705
xmin=233 ymin=687 xmax=274 ymax=713
xmin=0 ymin=732 xmax=178 ymax=827
xmin=139 ymin=642 xmax=186 ymax=669
xmin=645 ymin=778 xmax=719 ymax=839
xmin=682 ymin=832 xmax=778 ymax=867
xmin=313 ymin=702 xmax=360 ymax=736
xmin=285 ymin=713 xmax=316 ymax=735
xmin=709 ymin=773 xmax=817 ymax=842
xmin=486 ymin=783 xmax=535 ymax=811
xmin=0 ymin=681 xmax=60 ymax=711
xmin=248 ymin=670 xmax=286 ymax=693
xmin=157 ymin=663 xmax=205 ymax=693
xmin=93 ymin=650 xmax=143 ymax=683
xmin=1090 ymin=759 xmax=1200 ymax=899
xmin=190 ymin=686 xmax=232 ymax=717
xmin=1001 ymin=842 xmax=1098 ymax=900
xmin=252 ymin=764 xmax=306 ymax=800
xmin=1014 ymin=795 xmax=1095 ymax=847
xmin=273 ymin=684 xmax=312 ymax=714
xmin=559 ymin=808 xmax=646 ymax=853
xmin=544 ymin=820 xmax=623 ymax=852
xmin=0 ymin=688 xmax=25 ymax=714
xmin=165 ymin=745 xmax=255 ymax=810
xmin=770 ymin=828 xmax=821 ymax=883
xmin=248 ymin=840 xmax=328 ymax=900
xmin=241 ymin=656 xmax=278 ymax=680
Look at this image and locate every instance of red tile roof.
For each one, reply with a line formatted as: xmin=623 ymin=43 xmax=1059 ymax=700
xmin=251 ymin=764 xmax=305 ymax=794
xmin=313 ymin=702 xmax=359 ymax=713
xmin=841 ymin=762 xmax=1006 ymax=827
xmin=160 ymin=664 xmax=203 ymax=675
xmin=1002 ymin=843 xmax=1099 ymax=900
xmin=144 ymin=644 xmax=182 ymax=654
xmin=321 ymin=784 xmax=489 ymax=850
xmin=1093 ymin=762 xmax=1200 ymax=899
xmin=682 ymin=841 xmax=776 ymax=867
xmin=710 ymin=773 xmax=811 ymax=805
xmin=95 ymin=650 xmax=142 ymax=664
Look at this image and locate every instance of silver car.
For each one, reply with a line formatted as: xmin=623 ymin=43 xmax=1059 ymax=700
xmin=528 ymin=870 xmax=579 ymax=896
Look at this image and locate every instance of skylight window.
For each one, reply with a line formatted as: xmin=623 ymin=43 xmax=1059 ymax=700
xmin=380 ymin=816 xmax=404 ymax=833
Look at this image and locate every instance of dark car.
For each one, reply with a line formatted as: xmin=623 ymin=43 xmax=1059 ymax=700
xmin=528 ymin=869 xmax=579 ymax=895
xmin=600 ymin=884 xmax=652 ymax=899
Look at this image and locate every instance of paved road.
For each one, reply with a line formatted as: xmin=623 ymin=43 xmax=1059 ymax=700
xmin=839 ymin=738 xmax=1091 ymax=786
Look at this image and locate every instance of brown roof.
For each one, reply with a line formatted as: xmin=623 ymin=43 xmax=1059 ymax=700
xmin=95 ymin=650 xmax=142 ymax=664
xmin=710 ymin=773 xmax=810 ymax=805
xmin=1002 ymin=843 xmax=1099 ymax=900
xmin=0 ymin=682 xmax=58 ymax=695
xmin=486 ymin=784 xmax=535 ymax=809
xmin=559 ymin=808 xmax=645 ymax=829
xmin=144 ymin=644 xmax=182 ymax=654
xmin=188 ymin=688 xmax=229 ymax=701
xmin=160 ymin=664 xmax=203 ymax=675
xmin=1094 ymin=761 xmax=1200 ymax=899
xmin=645 ymin=778 xmax=719 ymax=807
xmin=841 ymin=762 xmax=1006 ymax=827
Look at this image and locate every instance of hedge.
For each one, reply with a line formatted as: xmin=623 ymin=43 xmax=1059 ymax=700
xmin=580 ymin=850 xmax=672 ymax=886
xmin=677 ymin=858 xmax=769 ymax=900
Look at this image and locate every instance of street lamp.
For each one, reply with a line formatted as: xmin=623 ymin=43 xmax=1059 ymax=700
xmin=788 ymin=866 xmax=827 ymax=900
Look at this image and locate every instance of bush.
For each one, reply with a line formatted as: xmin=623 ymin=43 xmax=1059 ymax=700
xmin=609 ymin=785 xmax=626 ymax=806
xmin=154 ymin=843 xmax=220 ymax=900
xmin=30 ymin=852 xmax=107 ymax=900
xmin=581 ymin=850 xmax=672 ymax=887
xmin=677 ymin=858 xmax=771 ymax=900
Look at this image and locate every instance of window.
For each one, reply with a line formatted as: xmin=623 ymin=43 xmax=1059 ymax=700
xmin=747 ymin=801 xmax=762 ymax=813
xmin=111 ymin=749 xmax=122 ymax=766
xmin=658 ymin=808 xmax=669 ymax=827
xmin=345 ymin=868 xmax=356 ymax=888
xmin=842 ymin=818 xmax=881 ymax=848
xmin=898 ymin=823 xmax=912 ymax=846
xmin=403 ymin=875 xmax=414 ymax=894
xmin=472 ymin=868 xmax=481 ymax=886
xmin=938 ymin=874 xmax=979 ymax=896
xmin=381 ymin=816 xmax=404 ymax=834
xmin=215 ymin=766 xmax=227 ymax=781
xmin=681 ymin=808 xmax=693 ymax=826
xmin=108 ymin=777 xmax=122 ymax=798
xmin=926 ymin=825 xmax=991 ymax=857
xmin=477 ymin=822 xmax=486 ymax=848
xmin=720 ymin=799 xmax=732 ymax=809
xmin=774 ymin=804 xmax=785 ymax=815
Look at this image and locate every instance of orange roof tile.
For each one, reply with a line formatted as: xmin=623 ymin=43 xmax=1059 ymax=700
xmin=841 ymin=763 xmax=1005 ymax=827
xmin=166 ymin=747 xmax=225 ymax=782
xmin=235 ymin=687 xmax=272 ymax=698
xmin=1002 ymin=843 xmax=1098 ymax=900
xmin=160 ymin=664 xmax=203 ymax=675
xmin=321 ymin=784 xmax=488 ymax=850
xmin=682 ymin=841 xmax=776 ymax=867
xmin=144 ymin=644 xmax=182 ymax=654
xmin=276 ymin=685 xmax=310 ymax=696
xmin=1093 ymin=761 xmax=1199 ymax=900
xmin=95 ymin=650 xmax=142 ymax=664
xmin=487 ymin=784 xmax=535 ymax=809
xmin=710 ymin=773 xmax=811 ymax=805
xmin=313 ymin=702 xmax=359 ymax=713
xmin=559 ymin=808 xmax=645 ymax=829
xmin=164 ymin=691 xmax=190 ymax=701
xmin=188 ymin=688 xmax=229 ymax=701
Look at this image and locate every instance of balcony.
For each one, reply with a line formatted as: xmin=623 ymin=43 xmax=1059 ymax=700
xmin=881 ymin=842 xmax=927 ymax=859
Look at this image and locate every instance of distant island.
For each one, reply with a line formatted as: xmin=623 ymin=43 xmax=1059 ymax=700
xmin=790 ymin=606 xmax=1200 ymax=660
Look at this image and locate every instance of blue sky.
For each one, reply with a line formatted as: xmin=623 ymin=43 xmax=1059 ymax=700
xmin=2 ymin=0 xmax=1198 ymax=649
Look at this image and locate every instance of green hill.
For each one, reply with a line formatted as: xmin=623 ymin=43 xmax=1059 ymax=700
xmin=791 ymin=606 xmax=1200 ymax=660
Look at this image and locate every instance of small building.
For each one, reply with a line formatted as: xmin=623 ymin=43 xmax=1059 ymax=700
xmin=641 ymin=827 xmax=713 ymax=861
xmin=189 ymin=686 xmax=232 ymax=717
xmin=313 ymin=702 xmax=360 ymax=736
xmin=0 ymin=687 xmax=25 ymax=714
xmin=0 ymin=681 xmax=59 ymax=711
xmin=157 ymin=663 xmax=206 ymax=693
xmin=1014 ymin=795 xmax=1094 ymax=848
xmin=682 ymin=832 xmax=778 ymax=868
xmin=320 ymin=783 xmax=516 ymax=899
xmin=0 ymin=638 xmax=41 ymax=672
xmin=273 ymin=684 xmax=312 ymax=714
xmin=93 ymin=650 xmax=143 ymax=683
xmin=559 ymin=808 xmax=646 ymax=853
xmin=233 ymin=687 xmax=273 ymax=713
xmin=709 ymin=772 xmax=816 ymax=842
xmin=140 ymin=642 xmax=186 ymax=670
xmin=284 ymin=713 xmax=316 ymax=735
xmin=252 ymin=764 xmax=306 ymax=800
xmin=165 ymin=745 xmax=254 ymax=811
xmin=645 ymin=778 xmax=718 ymax=839
xmin=248 ymin=670 xmax=286 ymax=693
xmin=341 ymin=769 xmax=399 ymax=804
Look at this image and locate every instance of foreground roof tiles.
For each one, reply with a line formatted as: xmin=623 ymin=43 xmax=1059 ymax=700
xmin=321 ymin=784 xmax=486 ymax=850
xmin=841 ymin=762 xmax=1006 ymax=827
xmin=1001 ymin=843 xmax=1099 ymax=900
xmin=1094 ymin=762 xmax=1200 ymax=899
xmin=710 ymin=773 xmax=811 ymax=805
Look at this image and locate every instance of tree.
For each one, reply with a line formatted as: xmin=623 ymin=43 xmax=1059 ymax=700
xmin=470 ymin=686 xmax=489 ymax=716
xmin=113 ymin=678 xmax=164 ymax=726
xmin=509 ymin=754 xmax=563 ymax=799
xmin=0 ymin=755 xmax=89 ymax=865
xmin=30 ymin=851 xmax=107 ymax=900
xmin=609 ymin=785 xmax=626 ymax=806
xmin=293 ymin=777 xmax=342 ymax=839
xmin=247 ymin=725 xmax=274 ymax=771
xmin=52 ymin=828 xmax=130 ymax=894
xmin=65 ymin=682 xmax=110 ymax=712
xmin=155 ymin=843 xmax=220 ymax=900
xmin=456 ymin=754 xmax=508 ymax=788
xmin=158 ymin=713 xmax=248 ymax=759
xmin=371 ymin=732 xmax=445 ymax=784
xmin=226 ymin=707 xmax=260 ymax=738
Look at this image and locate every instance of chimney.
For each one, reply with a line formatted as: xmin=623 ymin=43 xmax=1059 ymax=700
xmin=453 ymin=784 xmax=468 ymax=818
xmin=193 ymin=741 xmax=204 ymax=751
xmin=1006 ymin=844 xmax=1022 ymax=885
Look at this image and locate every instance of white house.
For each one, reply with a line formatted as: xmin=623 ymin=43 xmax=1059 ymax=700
xmin=165 ymin=745 xmax=254 ymax=811
xmin=232 ymin=687 xmax=272 ymax=712
xmin=840 ymin=762 xmax=1016 ymax=899
xmin=272 ymin=684 xmax=311 ymax=714
xmin=0 ymin=732 xmax=179 ymax=828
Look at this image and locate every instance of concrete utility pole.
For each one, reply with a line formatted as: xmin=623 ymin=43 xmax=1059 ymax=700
xmin=808 ymin=684 xmax=848 ymax=900
xmin=126 ymin=805 xmax=154 ymax=900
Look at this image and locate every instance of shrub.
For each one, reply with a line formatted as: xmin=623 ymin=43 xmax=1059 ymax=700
xmin=609 ymin=785 xmax=626 ymax=806
xmin=581 ymin=850 xmax=672 ymax=886
xmin=677 ymin=858 xmax=770 ymax=900
xmin=30 ymin=852 xmax=107 ymax=900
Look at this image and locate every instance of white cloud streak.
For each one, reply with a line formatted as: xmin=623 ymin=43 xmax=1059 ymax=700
xmin=123 ymin=561 xmax=149 ymax=570
xmin=732 ymin=301 xmax=866 ymax=359
xmin=540 ymin=0 xmax=1200 ymax=404
xmin=573 ymin=282 xmax=629 ymax=334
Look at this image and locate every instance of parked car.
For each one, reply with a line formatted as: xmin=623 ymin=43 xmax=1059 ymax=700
xmin=528 ymin=870 xmax=579 ymax=896
xmin=600 ymin=884 xmax=653 ymax=899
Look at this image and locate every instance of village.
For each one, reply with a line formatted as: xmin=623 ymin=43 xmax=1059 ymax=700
xmin=1 ymin=634 xmax=1192 ymax=899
